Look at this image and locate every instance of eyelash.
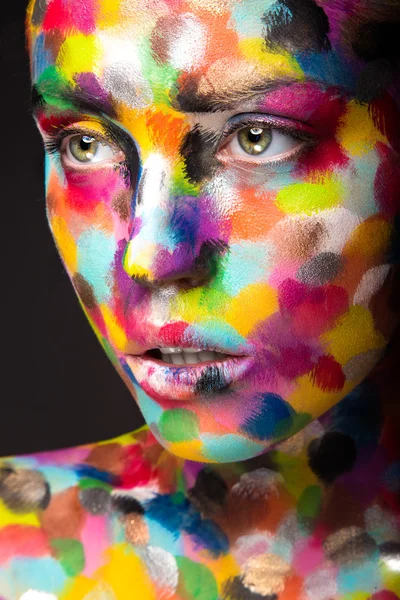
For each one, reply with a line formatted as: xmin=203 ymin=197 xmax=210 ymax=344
xmin=43 ymin=127 xmax=120 ymax=157
xmin=220 ymin=114 xmax=315 ymax=153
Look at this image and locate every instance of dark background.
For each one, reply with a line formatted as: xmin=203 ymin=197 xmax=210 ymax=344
xmin=1 ymin=2 xmax=144 ymax=456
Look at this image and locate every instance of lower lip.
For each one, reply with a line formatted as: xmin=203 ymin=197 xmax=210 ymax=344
xmin=124 ymin=354 xmax=254 ymax=402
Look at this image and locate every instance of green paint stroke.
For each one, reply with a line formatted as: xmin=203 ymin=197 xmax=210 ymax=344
xmin=159 ymin=409 xmax=199 ymax=443
xmin=274 ymin=412 xmax=312 ymax=441
xmin=176 ymin=556 xmax=218 ymax=600
xmin=276 ymin=180 xmax=343 ymax=215
xmin=297 ymin=485 xmax=322 ymax=520
xmin=78 ymin=477 xmax=112 ymax=492
xmin=36 ymin=65 xmax=75 ymax=112
xmin=50 ymin=538 xmax=85 ymax=577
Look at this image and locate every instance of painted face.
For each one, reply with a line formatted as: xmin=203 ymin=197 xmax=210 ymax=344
xmin=27 ymin=0 xmax=400 ymax=462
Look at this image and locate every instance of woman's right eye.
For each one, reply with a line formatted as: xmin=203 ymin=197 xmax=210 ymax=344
xmin=62 ymin=134 xmax=124 ymax=166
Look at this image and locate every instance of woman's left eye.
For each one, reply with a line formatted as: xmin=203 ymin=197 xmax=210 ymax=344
xmin=62 ymin=134 xmax=122 ymax=165
xmin=220 ymin=125 xmax=303 ymax=163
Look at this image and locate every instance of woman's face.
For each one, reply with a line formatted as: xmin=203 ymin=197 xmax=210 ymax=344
xmin=28 ymin=0 xmax=400 ymax=462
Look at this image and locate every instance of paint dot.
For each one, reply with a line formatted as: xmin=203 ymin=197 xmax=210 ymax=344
xmin=79 ymin=488 xmax=111 ymax=515
xmin=324 ymin=527 xmax=377 ymax=567
xmin=143 ymin=546 xmax=178 ymax=591
xmin=297 ymin=485 xmax=322 ymax=520
xmin=123 ymin=513 xmax=150 ymax=546
xmin=243 ymin=553 xmax=292 ymax=596
xmin=240 ymin=394 xmax=294 ymax=441
xmin=176 ymin=556 xmax=219 ymax=600
xmin=232 ymin=469 xmax=284 ymax=501
xmin=308 ymin=432 xmax=357 ymax=484
xmin=72 ymin=273 xmax=97 ymax=309
xmin=19 ymin=592 xmax=58 ymax=600
xmin=50 ymin=538 xmax=85 ymax=577
xmin=296 ymin=252 xmax=343 ymax=286
xmin=201 ymin=434 xmax=264 ymax=463
xmin=379 ymin=541 xmax=400 ymax=571
xmin=195 ymin=366 xmax=228 ymax=395
xmin=159 ymin=409 xmax=199 ymax=443
xmin=304 ymin=569 xmax=337 ymax=600
xmin=111 ymin=494 xmax=144 ymax=515
xmin=188 ymin=468 xmax=228 ymax=514
xmin=221 ymin=576 xmax=274 ymax=600
xmin=312 ymin=355 xmax=345 ymax=392
xmin=0 ymin=468 xmax=51 ymax=513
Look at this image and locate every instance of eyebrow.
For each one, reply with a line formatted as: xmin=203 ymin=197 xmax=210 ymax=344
xmin=175 ymin=77 xmax=301 ymax=113
xmin=32 ymin=76 xmax=303 ymax=119
xmin=31 ymin=84 xmax=117 ymax=119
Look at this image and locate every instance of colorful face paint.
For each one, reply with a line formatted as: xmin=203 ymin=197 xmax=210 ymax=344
xmin=26 ymin=0 xmax=400 ymax=467
xmin=0 ymin=1 xmax=397 ymax=598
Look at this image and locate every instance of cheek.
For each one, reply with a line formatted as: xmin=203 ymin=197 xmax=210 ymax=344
xmin=46 ymin=163 xmax=133 ymax=320
xmin=46 ymin=162 xmax=132 ymax=257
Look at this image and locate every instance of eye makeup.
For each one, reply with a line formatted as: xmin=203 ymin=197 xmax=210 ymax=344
xmin=217 ymin=112 xmax=318 ymax=168
xmin=41 ymin=117 xmax=140 ymax=185
xmin=220 ymin=113 xmax=318 ymax=143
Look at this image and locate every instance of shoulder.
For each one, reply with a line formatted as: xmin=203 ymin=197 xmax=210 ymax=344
xmin=0 ymin=426 xmax=180 ymax=599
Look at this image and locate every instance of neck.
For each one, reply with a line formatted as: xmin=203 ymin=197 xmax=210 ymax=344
xmin=180 ymin=334 xmax=400 ymax=500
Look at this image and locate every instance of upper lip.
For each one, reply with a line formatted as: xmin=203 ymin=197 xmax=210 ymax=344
xmin=123 ymin=327 xmax=250 ymax=358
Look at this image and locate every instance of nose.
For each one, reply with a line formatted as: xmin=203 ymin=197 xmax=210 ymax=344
xmin=122 ymin=154 xmax=226 ymax=289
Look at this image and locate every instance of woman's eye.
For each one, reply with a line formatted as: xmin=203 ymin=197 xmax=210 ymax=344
xmin=63 ymin=134 xmax=121 ymax=165
xmin=221 ymin=125 xmax=303 ymax=163
xmin=238 ymin=127 xmax=273 ymax=155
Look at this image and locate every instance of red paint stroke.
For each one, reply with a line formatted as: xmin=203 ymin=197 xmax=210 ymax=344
xmin=312 ymin=355 xmax=345 ymax=392
xmin=158 ymin=321 xmax=189 ymax=346
xmin=0 ymin=525 xmax=50 ymax=563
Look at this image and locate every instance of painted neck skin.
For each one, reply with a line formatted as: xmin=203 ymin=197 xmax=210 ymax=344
xmin=10 ymin=1 xmax=399 ymax=596
xmin=0 ymin=342 xmax=398 ymax=599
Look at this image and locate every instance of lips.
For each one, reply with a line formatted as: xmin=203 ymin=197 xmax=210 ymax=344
xmin=124 ymin=353 xmax=254 ymax=402
xmin=122 ymin=325 xmax=254 ymax=402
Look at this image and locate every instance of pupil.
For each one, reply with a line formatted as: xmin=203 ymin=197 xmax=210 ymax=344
xmin=80 ymin=136 xmax=95 ymax=152
xmin=248 ymin=127 xmax=263 ymax=143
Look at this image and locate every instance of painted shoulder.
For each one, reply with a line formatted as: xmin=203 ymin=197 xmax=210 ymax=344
xmin=0 ymin=426 xmax=182 ymax=599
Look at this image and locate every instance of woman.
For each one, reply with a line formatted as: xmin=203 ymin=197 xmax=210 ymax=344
xmin=0 ymin=0 xmax=399 ymax=597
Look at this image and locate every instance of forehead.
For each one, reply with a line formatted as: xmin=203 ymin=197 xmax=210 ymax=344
xmin=27 ymin=0 xmax=399 ymax=116
xmin=28 ymin=0 xmax=352 ymax=85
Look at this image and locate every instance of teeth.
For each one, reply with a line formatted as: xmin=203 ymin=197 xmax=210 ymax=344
xmin=198 ymin=351 xmax=217 ymax=362
xmin=170 ymin=353 xmax=185 ymax=365
xmin=158 ymin=347 xmax=227 ymax=365
xmin=160 ymin=347 xmax=201 ymax=354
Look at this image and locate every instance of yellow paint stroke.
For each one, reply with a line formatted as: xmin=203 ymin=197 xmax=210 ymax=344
xmin=238 ymin=38 xmax=303 ymax=80
xmin=61 ymin=575 xmax=99 ymax=600
xmin=0 ymin=500 xmax=40 ymax=527
xmin=51 ymin=216 xmax=78 ymax=274
xmin=168 ymin=440 xmax=213 ymax=462
xmin=96 ymin=544 xmax=157 ymax=600
xmin=276 ymin=177 xmax=343 ymax=215
xmin=322 ymin=305 xmax=386 ymax=366
xmin=288 ymin=376 xmax=354 ymax=416
xmin=170 ymin=287 xmax=211 ymax=323
xmin=57 ymin=34 xmax=103 ymax=84
xmin=382 ymin=562 xmax=400 ymax=597
xmin=201 ymin=553 xmax=239 ymax=593
xmin=271 ymin=453 xmax=319 ymax=499
xmin=97 ymin=0 xmax=122 ymax=28
xmin=100 ymin=304 xmax=128 ymax=351
xmin=337 ymin=100 xmax=387 ymax=157
xmin=224 ymin=283 xmax=278 ymax=336
xmin=343 ymin=217 xmax=392 ymax=258
xmin=123 ymin=242 xmax=157 ymax=279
